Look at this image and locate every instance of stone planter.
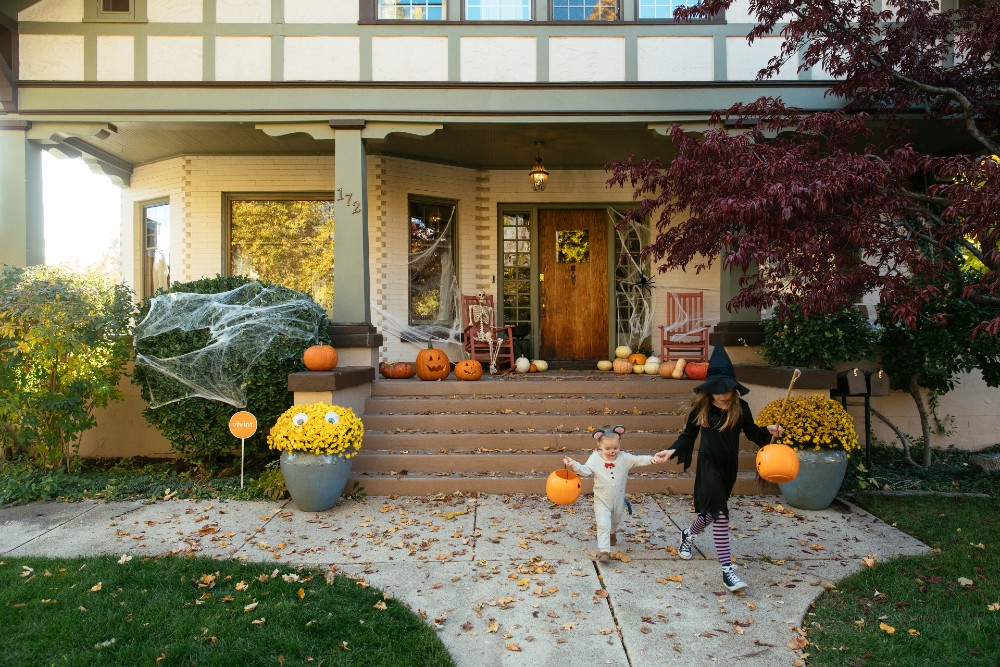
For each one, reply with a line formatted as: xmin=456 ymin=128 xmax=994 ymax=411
xmin=778 ymin=449 xmax=848 ymax=510
xmin=280 ymin=451 xmax=353 ymax=512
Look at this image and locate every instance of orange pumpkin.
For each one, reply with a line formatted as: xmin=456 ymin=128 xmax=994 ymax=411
xmin=415 ymin=340 xmax=451 ymax=381
xmin=612 ymin=358 xmax=633 ymax=374
xmin=454 ymin=359 xmax=483 ymax=381
xmin=755 ymin=443 xmax=800 ymax=483
xmin=627 ymin=353 xmax=647 ymax=366
xmin=658 ymin=360 xmax=677 ymax=378
xmin=546 ymin=468 xmax=582 ymax=505
xmin=379 ymin=361 xmax=416 ymax=379
xmin=685 ymin=361 xmax=709 ymax=380
xmin=303 ymin=345 xmax=338 ymax=371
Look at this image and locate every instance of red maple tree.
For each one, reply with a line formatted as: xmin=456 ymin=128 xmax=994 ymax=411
xmin=608 ymin=0 xmax=999 ymax=339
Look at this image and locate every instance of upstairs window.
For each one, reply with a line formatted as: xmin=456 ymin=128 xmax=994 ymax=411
xmin=379 ymin=0 xmax=445 ymax=20
xmin=85 ymin=0 xmax=146 ymax=22
xmin=466 ymin=0 xmax=531 ymax=21
xmin=553 ymin=0 xmax=619 ymax=21
xmin=637 ymin=0 xmax=699 ymax=20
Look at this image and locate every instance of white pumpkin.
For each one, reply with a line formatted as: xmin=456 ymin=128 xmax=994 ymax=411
xmin=644 ymin=359 xmax=661 ymax=375
xmin=614 ymin=345 xmax=632 ymax=359
xmin=646 ymin=356 xmax=661 ymax=364
xmin=632 ymin=363 xmax=645 ymax=374
xmin=597 ymin=359 xmax=613 ymax=371
xmin=515 ymin=356 xmax=531 ymax=373
xmin=532 ymin=359 xmax=549 ymax=372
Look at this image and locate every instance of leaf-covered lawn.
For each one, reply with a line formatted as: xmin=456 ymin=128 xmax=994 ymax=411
xmin=0 ymin=555 xmax=454 ymax=667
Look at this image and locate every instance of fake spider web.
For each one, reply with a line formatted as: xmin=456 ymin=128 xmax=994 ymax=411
xmin=612 ymin=209 xmax=655 ymax=350
xmin=133 ymin=282 xmax=328 ymax=409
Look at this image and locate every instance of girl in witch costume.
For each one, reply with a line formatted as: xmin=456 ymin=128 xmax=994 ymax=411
xmin=660 ymin=345 xmax=782 ymax=592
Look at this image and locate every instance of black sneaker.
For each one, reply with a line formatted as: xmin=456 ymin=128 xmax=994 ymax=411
xmin=722 ymin=565 xmax=748 ymax=592
xmin=678 ymin=528 xmax=694 ymax=560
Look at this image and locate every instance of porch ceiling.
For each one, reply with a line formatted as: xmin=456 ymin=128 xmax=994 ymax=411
xmin=63 ymin=120 xmax=679 ymax=171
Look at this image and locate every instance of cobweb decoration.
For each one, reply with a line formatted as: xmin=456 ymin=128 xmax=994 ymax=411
xmin=612 ymin=209 xmax=654 ymax=350
xmin=134 ymin=282 xmax=327 ymax=409
xmin=376 ymin=207 xmax=463 ymax=348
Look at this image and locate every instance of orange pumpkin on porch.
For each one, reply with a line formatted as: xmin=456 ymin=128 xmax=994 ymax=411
xmin=627 ymin=353 xmax=647 ymax=366
xmin=303 ymin=345 xmax=338 ymax=371
xmin=755 ymin=443 xmax=800 ymax=483
xmin=546 ymin=468 xmax=582 ymax=505
xmin=416 ymin=340 xmax=451 ymax=381
xmin=454 ymin=359 xmax=483 ymax=381
xmin=684 ymin=361 xmax=709 ymax=380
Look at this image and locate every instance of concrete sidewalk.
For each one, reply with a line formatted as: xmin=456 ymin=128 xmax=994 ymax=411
xmin=0 ymin=493 xmax=928 ymax=666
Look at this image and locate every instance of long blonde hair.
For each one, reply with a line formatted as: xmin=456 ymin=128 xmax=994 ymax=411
xmin=692 ymin=390 xmax=742 ymax=431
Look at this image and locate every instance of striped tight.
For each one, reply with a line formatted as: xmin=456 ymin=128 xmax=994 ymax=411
xmin=687 ymin=513 xmax=732 ymax=567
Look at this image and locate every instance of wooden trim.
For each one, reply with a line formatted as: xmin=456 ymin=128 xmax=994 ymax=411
xmin=287 ymin=367 xmax=376 ymax=392
xmin=736 ymin=365 xmax=837 ymax=391
xmin=18 ymin=79 xmax=832 ymax=90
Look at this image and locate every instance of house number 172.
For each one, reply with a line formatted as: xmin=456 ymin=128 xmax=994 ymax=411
xmin=336 ymin=188 xmax=362 ymax=215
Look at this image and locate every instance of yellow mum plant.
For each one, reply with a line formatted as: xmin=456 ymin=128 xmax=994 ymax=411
xmin=756 ymin=394 xmax=859 ymax=456
xmin=267 ymin=403 xmax=364 ymax=458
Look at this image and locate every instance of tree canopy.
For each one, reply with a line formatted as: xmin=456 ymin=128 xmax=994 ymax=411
xmin=608 ymin=0 xmax=999 ymax=339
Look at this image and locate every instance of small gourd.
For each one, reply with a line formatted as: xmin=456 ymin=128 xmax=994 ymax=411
xmin=614 ymin=345 xmax=632 ymax=359
xmin=613 ymin=358 xmax=633 ymax=374
xmin=303 ymin=345 xmax=338 ymax=371
xmin=643 ymin=359 xmax=661 ymax=375
xmin=515 ymin=356 xmax=531 ymax=373
xmin=671 ymin=358 xmax=687 ymax=379
xmin=532 ymin=359 xmax=549 ymax=372
xmin=597 ymin=360 xmax=613 ymax=371
xmin=632 ymin=363 xmax=645 ymax=374
xmin=659 ymin=360 xmax=677 ymax=378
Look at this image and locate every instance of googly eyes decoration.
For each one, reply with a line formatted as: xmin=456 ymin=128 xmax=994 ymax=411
xmin=324 ymin=411 xmax=340 ymax=425
xmin=292 ymin=413 xmax=308 ymax=426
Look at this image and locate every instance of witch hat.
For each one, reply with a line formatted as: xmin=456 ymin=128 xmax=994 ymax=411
xmin=693 ymin=344 xmax=749 ymax=396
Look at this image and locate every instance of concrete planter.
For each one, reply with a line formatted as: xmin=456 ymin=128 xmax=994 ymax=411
xmin=778 ymin=449 xmax=848 ymax=510
xmin=280 ymin=451 xmax=353 ymax=512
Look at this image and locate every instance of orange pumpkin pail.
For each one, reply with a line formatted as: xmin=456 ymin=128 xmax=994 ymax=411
xmin=755 ymin=443 xmax=800 ymax=484
xmin=546 ymin=468 xmax=582 ymax=505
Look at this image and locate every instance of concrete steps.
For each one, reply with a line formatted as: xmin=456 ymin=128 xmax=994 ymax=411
xmin=349 ymin=372 xmax=777 ymax=496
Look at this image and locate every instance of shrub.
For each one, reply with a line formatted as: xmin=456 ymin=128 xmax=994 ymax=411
xmin=131 ymin=275 xmax=329 ymax=473
xmin=0 ymin=265 xmax=135 ymax=470
xmin=761 ymin=304 xmax=881 ymax=369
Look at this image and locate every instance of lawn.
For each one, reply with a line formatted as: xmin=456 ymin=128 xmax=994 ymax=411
xmin=0 ymin=555 xmax=454 ymax=667
xmin=806 ymin=494 xmax=1000 ymax=666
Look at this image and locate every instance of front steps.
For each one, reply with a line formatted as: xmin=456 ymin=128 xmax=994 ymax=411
xmin=349 ymin=372 xmax=778 ymax=497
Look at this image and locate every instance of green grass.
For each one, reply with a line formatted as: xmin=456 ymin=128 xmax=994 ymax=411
xmin=0 ymin=555 xmax=454 ymax=667
xmin=806 ymin=495 xmax=1000 ymax=666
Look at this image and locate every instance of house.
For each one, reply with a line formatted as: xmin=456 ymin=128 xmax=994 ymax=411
xmin=1 ymin=0 xmax=996 ymax=458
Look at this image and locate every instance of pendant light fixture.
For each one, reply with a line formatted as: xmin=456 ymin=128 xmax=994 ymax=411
xmin=529 ymin=141 xmax=549 ymax=192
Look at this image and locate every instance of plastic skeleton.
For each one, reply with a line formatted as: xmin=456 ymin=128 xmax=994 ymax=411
xmin=470 ymin=291 xmax=504 ymax=374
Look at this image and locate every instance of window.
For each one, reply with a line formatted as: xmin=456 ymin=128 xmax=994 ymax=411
xmin=226 ymin=196 xmax=335 ymax=313
xmin=553 ymin=0 xmax=619 ymax=21
xmin=637 ymin=0 xmax=699 ymax=20
xmin=379 ymin=0 xmax=445 ymax=20
xmin=466 ymin=0 xmax=531 ymax=21
xmin=84 ymin=0 xmax=146 ymax=22
xmin=500 ymin=211 xmax=532 ymax=327
xmin=409 ymin=198 xmax=457 ymax=329
xmin=141 ymin=200 xmax=170 ymax=299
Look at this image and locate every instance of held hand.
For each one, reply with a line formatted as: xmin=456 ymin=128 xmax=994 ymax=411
xmin=767 ymin=425 xmax=783 ymax=437
xmin=562 ymin=456 xmax=575 ymax=468
xmin=652 ymin=449 xmax=675 ymax=464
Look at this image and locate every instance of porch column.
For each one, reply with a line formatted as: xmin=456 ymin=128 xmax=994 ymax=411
xmin=0 ymin=121 xmax=45 ymax=268
xmin=711 ymin=260 xmax=765 ymax=349
xmin=330 ymin=120 xmax=371 ymax=325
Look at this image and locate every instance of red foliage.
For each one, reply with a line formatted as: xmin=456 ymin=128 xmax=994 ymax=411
xmin=610 ymin=0 xmax=1000 ymax=337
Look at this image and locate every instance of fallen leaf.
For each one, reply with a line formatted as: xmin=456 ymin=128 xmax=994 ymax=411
xmin=908 ymin=629 xmax=920 ymax=636
xmin=488 ymin=619 xmax=500 ymax=633
xmin=117 ymin=554 xmax=132 ymax=565
xmin=988 ymin=602 xmax=1000 ymax=612
xmin=599 ymin=628 xmax=615 ymax=635
xmin=88 ymin=582 xmax=102 ymax=593
xmin=251 ymin=618 xmax=266 ymax=625
xmin=235 ymin=581 xmax=248 ymax=591
xmin=505 ymin=643 xmax=521 ymax=652
xmin=244 ymin=601 xmax=258 ymax=612
xmin=373 ymin=601 xmax=387 ymax=610
xmin=879 ymin=622 xmax=895 ymax=634
xmin=861 ymin=555 xmax=878 ymax=568
xmin=958 ymin=577 xmax=974 ymax=587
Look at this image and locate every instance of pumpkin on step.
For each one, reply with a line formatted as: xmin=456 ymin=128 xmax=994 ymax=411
xmin=454 ymin=359 xmax=483 ymax=381
xmin=658 ymin=360 xmax=677 ymax=378
xmin=416 ymin=340 xmax=451 ymax=381
xmin=684 ymin=361 xmax=709 ymax=380
xmin=627 ymin=353 xmax=647 ymax=366
xmin=303 ymin=345 xmax=338 ymax=371
xmin=612 ymin=358 xmax=633 ymax=374
xmin=379 ymin=361 xmax=416 ymax=379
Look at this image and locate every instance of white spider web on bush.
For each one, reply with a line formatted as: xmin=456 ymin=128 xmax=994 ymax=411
xmin=134 ymin=282 xmax=327 ymax=409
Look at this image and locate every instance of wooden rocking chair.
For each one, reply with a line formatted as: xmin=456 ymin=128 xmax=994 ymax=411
xmin=658 ymin=291 xmax=710 ymax=361
xmin=460 ymin=292 xmax=516 ymax=374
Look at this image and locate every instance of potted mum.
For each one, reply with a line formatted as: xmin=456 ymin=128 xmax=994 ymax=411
xmin=267 ymin=402 xmax=364 ymax=511
xmin=755 ymin=394 xmax=859 ymax=510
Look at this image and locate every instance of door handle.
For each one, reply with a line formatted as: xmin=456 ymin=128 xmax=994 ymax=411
xmin=541 ymin=291 xmax=546 ymax=316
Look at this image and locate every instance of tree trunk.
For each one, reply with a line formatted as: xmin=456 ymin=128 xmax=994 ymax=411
xmin=907 ymin=376 xmax=934 ymax=467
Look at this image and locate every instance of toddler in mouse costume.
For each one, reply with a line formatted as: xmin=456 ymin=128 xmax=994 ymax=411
xmin=660 ymin=345 xmax=781 ymax=592
xmin=563 ymin=426 xmax=669 ymax=563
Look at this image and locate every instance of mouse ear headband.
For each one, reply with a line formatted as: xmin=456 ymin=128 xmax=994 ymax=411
xmin=592 ymin=424 xmax=626 ymax=442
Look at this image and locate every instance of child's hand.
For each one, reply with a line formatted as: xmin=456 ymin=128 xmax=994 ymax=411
xmin=767 ymin=424 xmax=783 ymax=437
xmin=562 ymin=456 xmax=575 ymax=468
xmin=652 ymin=449 xmax=675 ymax=464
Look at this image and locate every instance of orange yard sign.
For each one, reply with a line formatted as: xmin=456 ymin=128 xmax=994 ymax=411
xmin=229 ymin=411 xmax=257 ymax=439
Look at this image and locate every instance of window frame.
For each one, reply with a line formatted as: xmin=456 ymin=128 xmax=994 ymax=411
xmin=140 ymin=198 xmax=170 ymax=300
xmin=84 ymin=0 xmax=147 ymax=23
xmin=549 ymin=0 xmax=620 ymax=22
xmin=463 ymin=0 xmax=534 ymax=21
xmin=407 ymin=195 xmax=459 ymax=329
xmin=372 ymin=0 xmax=448 ymax=21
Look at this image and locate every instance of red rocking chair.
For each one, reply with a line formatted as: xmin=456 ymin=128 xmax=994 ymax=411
xmin=658 ymin=291 xmax=710 ymax=361
xmin=460 ymin=292 xmax=516 ymax=374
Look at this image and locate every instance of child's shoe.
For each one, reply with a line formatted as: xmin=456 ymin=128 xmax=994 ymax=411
xmin=678 ymin=528 xmax=694 ymax=560
xmin=598 ymin=551 xmax=611 ymax=563
xmin=721 ymin=565 xmax=747 ymax=592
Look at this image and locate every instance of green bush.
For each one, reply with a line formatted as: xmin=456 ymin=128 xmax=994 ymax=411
xmin=761 ymin=304 xmax=881 ymax=369
xmin=0 ymin=265 xmax=135 ymax=470
xmin=131 ymin=275 xmax=329 ymax=473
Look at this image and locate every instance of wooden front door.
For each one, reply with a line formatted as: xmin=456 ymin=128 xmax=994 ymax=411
xmin=538 ymin=209 xmax=609 ymax=361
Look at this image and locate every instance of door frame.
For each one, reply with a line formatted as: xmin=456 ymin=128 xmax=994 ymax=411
xmin=497 ymin=203 xmax=634 ymax=361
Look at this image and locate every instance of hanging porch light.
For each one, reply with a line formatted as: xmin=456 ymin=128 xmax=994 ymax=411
xmin=529 ymin=141 xmax=549 ymax=192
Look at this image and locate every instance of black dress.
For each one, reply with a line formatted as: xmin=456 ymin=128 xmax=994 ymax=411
xmin=670 ymin=399 xmax=772 ymax=519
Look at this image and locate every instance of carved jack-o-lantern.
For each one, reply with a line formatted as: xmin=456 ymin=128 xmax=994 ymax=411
xmin=755 ymin=443 xmax=800 ymax=483
xmin=454 ymin=359 xmax=483 ymax=381
xmin=546 ymin=468 xmax=581 ymax=505
xmin=416 ymin=340 xmax=451 ymax=381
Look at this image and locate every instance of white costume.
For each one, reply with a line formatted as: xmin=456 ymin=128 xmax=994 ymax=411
xmin=568 ymin=450 xmax=655 ymax=553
